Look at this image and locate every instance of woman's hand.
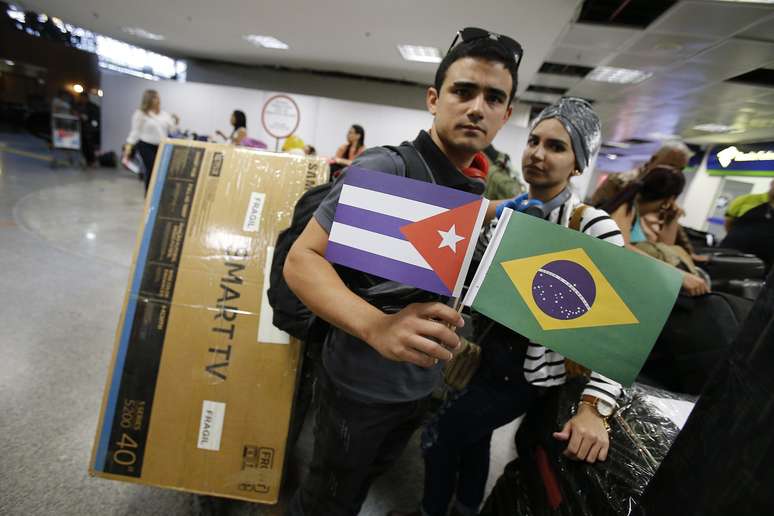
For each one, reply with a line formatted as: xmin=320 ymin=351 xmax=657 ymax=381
xmin=682 ymin=272 xmax=710 ymax=296
xmin=553 ymin=403 xmax=610 ymax=463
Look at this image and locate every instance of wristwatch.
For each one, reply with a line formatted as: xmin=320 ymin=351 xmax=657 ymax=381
xmin=579 ymin=394 xmax=615 ymax=431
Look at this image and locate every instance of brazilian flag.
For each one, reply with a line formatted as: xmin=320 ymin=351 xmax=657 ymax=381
xmin=463 ymin=210 xmax=683 ymax=385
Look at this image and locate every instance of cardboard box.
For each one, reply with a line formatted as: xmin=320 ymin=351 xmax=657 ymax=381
xmin=90 ymin=140 xmax=328 ymax=503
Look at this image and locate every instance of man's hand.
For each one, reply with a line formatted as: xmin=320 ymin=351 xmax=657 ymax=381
xmin=365 ymin=302 xmax=464 ymax=368
xmin=682 ymin=272 xmax=710 ymax=296
xmin=553 ymin=404 xmax=610 ymax=463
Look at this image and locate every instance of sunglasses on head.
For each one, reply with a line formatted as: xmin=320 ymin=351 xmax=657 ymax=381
xmin=447 ymin=27 xmax=523 ymax=67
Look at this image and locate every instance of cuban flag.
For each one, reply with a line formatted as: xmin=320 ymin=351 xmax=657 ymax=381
xmin=325 ymin=167 xmax=489 ymax=298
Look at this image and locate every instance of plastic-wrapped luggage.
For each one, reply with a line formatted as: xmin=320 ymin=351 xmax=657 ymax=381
xmin=481 ymin=379 xmax=695 ymax=516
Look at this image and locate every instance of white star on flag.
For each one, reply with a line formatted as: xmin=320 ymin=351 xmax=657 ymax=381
xmin=437 ymin=224 xmax=465 ymax=253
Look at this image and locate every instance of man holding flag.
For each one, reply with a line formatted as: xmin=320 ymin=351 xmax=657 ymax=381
xmin=404 ymin=98 xmax=644 ymax=516
xmin=284 ymin=28 xmax=522 ymax=516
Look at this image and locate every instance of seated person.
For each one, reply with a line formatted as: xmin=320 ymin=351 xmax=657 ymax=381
xmin=602 ymin=167 xmax=710 ymax=296
xmin=724 ymin=180 xmax=774 ymax=232
xmin=721 ymin=180 xmax=774 ymax=274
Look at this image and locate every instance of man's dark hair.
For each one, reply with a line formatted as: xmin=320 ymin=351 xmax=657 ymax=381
xmin=434 ymin=38 xmax=519 ymax=105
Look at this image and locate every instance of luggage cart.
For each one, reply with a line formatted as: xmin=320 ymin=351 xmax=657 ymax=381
xmin=50 ymin=113 xmax=84 ymax=169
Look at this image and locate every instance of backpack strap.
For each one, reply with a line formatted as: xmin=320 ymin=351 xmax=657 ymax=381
xmin=569 ymin=203 xmax=589 ymax=232
xmin=385 ymin=143 xmax=436 ymax=184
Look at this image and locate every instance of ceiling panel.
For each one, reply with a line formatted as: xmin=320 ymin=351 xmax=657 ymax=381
xmin=605 ymin=52 xmax=683 ymax=72
xmin=737 ymin=13 xmax=774 ymax=43
xmin=519 ymin=92 xmax=563 ymax=105
xmin=529 ymin=72 xmax=584 ymax=89
xmin=546 ymin=45 xmax=613 ymax=67
xmin=649 ymin=1 xmax=773 ymax=38
xmin=624 ymin=32 xmax=718 ymax=59
xmin=687 ymin=39 xmax=774 ymax=77
xmin=566 ymin=79 xmax=632 ymax=102
xmin=557 ymin=23 xmax=642 ymax=50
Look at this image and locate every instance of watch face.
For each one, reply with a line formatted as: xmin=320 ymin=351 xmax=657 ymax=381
xmin=597 ymin=399 xmax=614 ymax=417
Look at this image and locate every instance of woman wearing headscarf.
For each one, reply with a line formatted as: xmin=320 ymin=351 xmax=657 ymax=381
xmin=390 ymin=98 xmax=624 ymax=516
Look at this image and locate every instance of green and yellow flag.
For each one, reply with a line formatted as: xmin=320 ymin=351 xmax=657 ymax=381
xmin=463 ymin=210 xmax=683 ymax=385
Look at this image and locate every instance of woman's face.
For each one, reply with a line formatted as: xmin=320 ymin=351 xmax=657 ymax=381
xmin=151 ymin=94 xmax=161 ymax=111
xmin=522 ymin=118 xmax=577 ymax=190
xmin=347 ymin=127 xmax=358 ymax=144
xmin=230 ymin=113 xmax=236 ymax=126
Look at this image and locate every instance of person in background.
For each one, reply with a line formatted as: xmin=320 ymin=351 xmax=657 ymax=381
xmin=590 ymin=141 xmax=693 ymax=207
xmin=592 ymin=141 xmax=701 ymax=261
xmin=77 ymin=91 xmax=100 ymax=167
xmin=724 ymin=179 xmax=774 ymax=232
xmin=482 ymin=143 xmax=526 ymax=200
xmin=214 ymin=110 xmax=247 ymax=145
xmin=394 ymin=98 xmax=622 ymax=516
xmin=602 ymin=166 xmax=710 ymax=296
xmin=722 ymin=179 xmax=774 ymax=274
xmin=304 ymin=144 xmax=317 ymax=156
xmin=123 ymin=89 xmax=178 ymax=194
xmin=333 ymin=124 xmax=366 ymax=167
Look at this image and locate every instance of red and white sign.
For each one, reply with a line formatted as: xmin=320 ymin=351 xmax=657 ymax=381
xmin=261 ymin=94 xmax=300 ymax=139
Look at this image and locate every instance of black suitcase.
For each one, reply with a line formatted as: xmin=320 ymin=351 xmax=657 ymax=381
xmin=642 ymin=292 xmax=753 ymax=394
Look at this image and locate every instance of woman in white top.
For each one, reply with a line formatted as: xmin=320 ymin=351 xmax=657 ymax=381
xmin=124 ymin=89 xmax=178 ymax=194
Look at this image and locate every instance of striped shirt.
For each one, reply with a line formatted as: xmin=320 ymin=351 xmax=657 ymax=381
xmin=522 ymin=193 xmax=624 ymax=407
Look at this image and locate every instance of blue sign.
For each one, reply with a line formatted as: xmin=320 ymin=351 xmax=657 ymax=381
xmin=707 ymin=141 xmax=774 ymax=177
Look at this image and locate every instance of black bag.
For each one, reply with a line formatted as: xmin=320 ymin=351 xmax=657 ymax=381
xmin=640 ymin=268 xmax=774 ymax=515
xmin=98 ymin=150 xmax=118 ymax=168
xmin=265 ymin=143 xmax=430 ymax=341
xmin=266 ymin=183 xmax=333 ymax=340
xmin=642 ymin=292 xmax=753 ymax=394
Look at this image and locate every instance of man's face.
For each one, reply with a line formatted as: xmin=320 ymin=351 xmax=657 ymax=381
xmin=647 ymin=148 xmax=689 ymax=172
xmin=427 ymin=57 xmax=513 ymax=155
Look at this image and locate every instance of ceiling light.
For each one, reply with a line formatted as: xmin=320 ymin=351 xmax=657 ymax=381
xmin=244 ymin=34 xmax=289 ymax=50
xmin=97 ymin=89 xmax=103 ymax=97
xmin=397 ymin=45 xmax=442 ymax=63
xmin=4 ymin=59 xmax=14 ymax=66
xmin=122 ymin=27 xmax=165 ymax=41
xmin=693 ymin=123 xmax=735 ymax=133
xmin=606 ymin=154 xmax=618 ymax=160
xmin=72 ymin=84 xmax=84 ymax=93
xmin=588 ymin=66 xmax=652 ymax=84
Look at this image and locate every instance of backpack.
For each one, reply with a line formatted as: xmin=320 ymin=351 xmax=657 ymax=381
xmin=266 ymin=143 xmax=430 ymax=341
